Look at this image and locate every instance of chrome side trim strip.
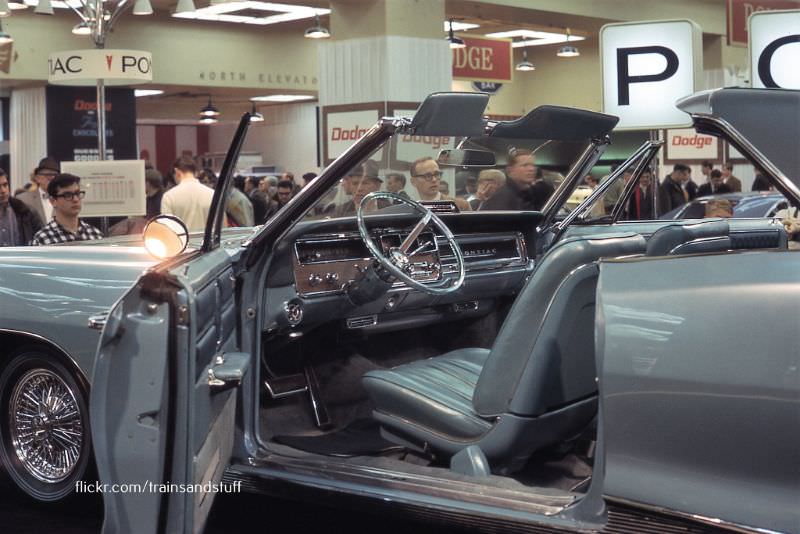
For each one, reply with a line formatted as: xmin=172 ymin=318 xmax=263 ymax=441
xmin=605 ymin=496 xmax=782 ymax=534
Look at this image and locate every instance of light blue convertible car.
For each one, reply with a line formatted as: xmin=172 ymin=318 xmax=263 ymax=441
xmin=0 ymin=88 xmax=797 ymax=534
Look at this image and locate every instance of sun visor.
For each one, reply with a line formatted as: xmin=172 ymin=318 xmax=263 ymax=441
xmin=491 ymin=105 xmax=619 ymax=141
xmin=677 ymin=88 xmax=800 ymax=191
xmin=408 ymin=92 xmax=489 ymax=137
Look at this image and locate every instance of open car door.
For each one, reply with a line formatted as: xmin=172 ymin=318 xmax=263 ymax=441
xmin=89 ymin=116 xmax=253 ymax=533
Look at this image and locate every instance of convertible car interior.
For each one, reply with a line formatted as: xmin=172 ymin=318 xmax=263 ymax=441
xmin=241 ymin=93 xmax=790 ymax=506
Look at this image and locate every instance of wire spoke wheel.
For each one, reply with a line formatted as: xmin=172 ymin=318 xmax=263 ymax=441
xmin=10 ymin=369 xmax=83 ymax=483
xmin=0 ymin=349 xmax=91 ymax=501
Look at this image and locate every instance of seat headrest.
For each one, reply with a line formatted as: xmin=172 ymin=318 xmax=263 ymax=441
xmin=645 ymin=219 xmax=730 ymax=256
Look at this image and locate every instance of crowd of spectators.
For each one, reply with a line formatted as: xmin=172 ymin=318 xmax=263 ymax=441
xmin=0 ymin=151 xmax=786 ymax=249
xmin=0 ymin=154 xmax=318 ymax=247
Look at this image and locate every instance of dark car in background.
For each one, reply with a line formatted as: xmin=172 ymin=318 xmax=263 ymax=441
xmin=660 ymin=191 xmax=789 ymax=219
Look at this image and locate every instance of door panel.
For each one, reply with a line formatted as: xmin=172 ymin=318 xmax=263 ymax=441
xmin=91 ymin=247 xmax=249 ymax=534
xmin=91 ymin=291 xmax=171 ymax=534
xmin=596 ymin=251 xmax=800 ymax=533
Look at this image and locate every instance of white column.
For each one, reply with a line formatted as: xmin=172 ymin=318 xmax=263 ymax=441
xmin=10 ymin=87 xmax=47 ymax=191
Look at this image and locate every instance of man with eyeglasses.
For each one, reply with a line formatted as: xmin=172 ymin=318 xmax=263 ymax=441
xmin=409 ymin=157 xmax=470 ymax=211
xmin=17 ymin=157 xmax=60 ymax=224
xmin=30 ymin=173 xmax=103 ymax=245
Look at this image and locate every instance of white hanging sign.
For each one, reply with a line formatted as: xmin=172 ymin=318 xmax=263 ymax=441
xmin=48 ymin=49 xmax=153 ymax=86
xmin=60 ymin=159 xmax=146 ymax=217
xmin=749 ymin=10 xmax=800 ymax=90
xmin=600 ymin=20 xmax=702 ymax=130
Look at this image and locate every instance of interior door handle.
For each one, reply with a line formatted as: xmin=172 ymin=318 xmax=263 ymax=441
xmin=207 ymin=352 xmax=251 ymax=390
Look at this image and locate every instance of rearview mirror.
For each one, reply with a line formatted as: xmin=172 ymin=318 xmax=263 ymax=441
xmin=436 ymin=149 xmax=496 ymax=167
xmin=143 ymin=215 xmax=189 ymax=259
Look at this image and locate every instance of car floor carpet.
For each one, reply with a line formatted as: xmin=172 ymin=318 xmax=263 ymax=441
xmin=272 ymin=418 xmax=405 ymax=457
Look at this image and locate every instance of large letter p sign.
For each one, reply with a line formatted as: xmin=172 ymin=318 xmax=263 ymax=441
xmin=616 ymin=46 xmax=679 ymax=105
xmin=601 ymin=20 xmax=700 ymax=130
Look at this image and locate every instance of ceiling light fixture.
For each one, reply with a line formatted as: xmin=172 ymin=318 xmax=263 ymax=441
xmin=443 ymin=20 xmax=479 ymax=32
xmin=134 ymin=89 xmax=164 ymax=97
xmin=249 ymin=102 xmax=264 ymax=122
xmin=198 ymin=116 xmax=218 ymax=125
xmin=0 ymin=0 xmax=10 ymax=16
xmin=174 ymin=0 xmax=195 ymax=15
xmin=487 ymin=29 xmax=586 ymax=48
xmin=557 ymin=28 xmax=580 ymax=57
xmin=250 ymin=94 xmax=315 ymax=103
xmin=8 ymin=0 xmax=27 ymax=10
xmin=173 ymin=2 xmax=330 ymax=26
xmin=34 ymin=0 xmax=53 ymax=15
xmin=72 ymin=21 xmax=91 ymax=34
xmin=304 ymin=13 xmax=329 ymax=39
xmin=515 ymin=47 xmax=535 ymax=72
xmin=446 ymin=19 xmax=465 ymax=49
xmin=199 ymin=97 xmax=220 ymax=118
xmin=132 ymin=0 xmax=152 ymax=16
xmin=0 ymin=20 xmax=12 ymax=43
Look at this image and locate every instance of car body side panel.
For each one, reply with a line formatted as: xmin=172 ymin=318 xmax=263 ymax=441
xmin=596 ymin=250 xmax=800 ymax=534
xmin=0 ymin=245 xmax=157 ymax=377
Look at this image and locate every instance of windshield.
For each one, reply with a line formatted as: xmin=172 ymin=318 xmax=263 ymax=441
xmin=303 ymin=133 xmax=590 ymax=220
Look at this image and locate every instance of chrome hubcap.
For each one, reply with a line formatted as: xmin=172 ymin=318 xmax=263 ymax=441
xmin=9 ymin=369 xmax=83 ymax=483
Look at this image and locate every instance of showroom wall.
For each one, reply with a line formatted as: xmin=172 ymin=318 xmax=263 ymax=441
xmin=207 ymin=102 xmax=319 ymax=176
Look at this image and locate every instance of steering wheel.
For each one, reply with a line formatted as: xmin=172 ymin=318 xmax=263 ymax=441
xmin=356 ymin=192 xmax=465 ymax=295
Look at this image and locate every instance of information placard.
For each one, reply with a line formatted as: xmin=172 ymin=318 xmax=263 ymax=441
xmin=60 ymin=159 xmax=146 ymax=217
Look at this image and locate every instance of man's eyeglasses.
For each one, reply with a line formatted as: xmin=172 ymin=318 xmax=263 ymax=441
xmin=413 ymin=171 xmax=442 ymax=181
xmin=52 ymin=190 xmax=86 ymax=200
xmin=38 ymin=172 xmax=58 ymax=178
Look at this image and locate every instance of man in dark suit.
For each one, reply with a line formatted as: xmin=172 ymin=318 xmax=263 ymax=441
xmin=1 ymin=169 xmax=43 ymax=246
xmin=659 ymin=163 xmax=690 ymax=214
xmin=480 ymin=149 xmax=552 ymax=211
xmin=697 ymin=169 xmax=732 ymax=196
xmin=628 ymin=169 xmax=656 ymax=220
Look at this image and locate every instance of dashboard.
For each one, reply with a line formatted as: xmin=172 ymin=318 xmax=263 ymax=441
xmin=263 ymin=212 xmax=542 ymax=335
xmin=292 ymin=229 xmax=528 ymax=297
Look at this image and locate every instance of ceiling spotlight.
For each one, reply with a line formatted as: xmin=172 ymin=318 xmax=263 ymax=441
xmin=446 ymin=19 xmax=466 ymax=49
xmin=34 ymin=0 xmax=53 ymax=15
xmin=133 ymin=0 xmax=153 ymax=16
xmin=72 ymin=21 xmax=92 ymax=35
xmin=199 ymin=97 xmax=220 ymax=118
xmin=249 ymin=103 xmax=264 ymax=123
xmin=515 ymin=47 xmax=535 ymax=72
xmin=557 ymin=29 xmax=580 ymax=57
xmin=0 ymin=21 xmax=11 ymax=44
xmin=198 ymin=116 xmax=218 ymax=125
xmin=304 ymin=13 xmax=330 ymax=39
xmin=174 ymin=0 xmax=195 ymax=15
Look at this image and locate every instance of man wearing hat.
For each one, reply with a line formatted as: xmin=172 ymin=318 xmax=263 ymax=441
xmin=17 ymin=157 xmax=60 ymax=224
xmin=335 ymin=160 xmax=384 ymax=217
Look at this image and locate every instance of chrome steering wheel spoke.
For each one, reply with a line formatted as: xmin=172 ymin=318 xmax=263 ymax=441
xmin=356 ymin=191 xmax=465 ymax=296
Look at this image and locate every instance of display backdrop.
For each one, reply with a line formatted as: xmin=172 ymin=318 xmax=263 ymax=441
xmin=46 ymin=85 xmax=137 ymax=163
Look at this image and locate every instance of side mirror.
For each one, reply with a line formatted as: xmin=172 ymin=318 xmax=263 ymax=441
xmin=143 ymin=215 xmax=189 ymax=259
xmin=436 ymin=149 xmax=496 ymax=168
